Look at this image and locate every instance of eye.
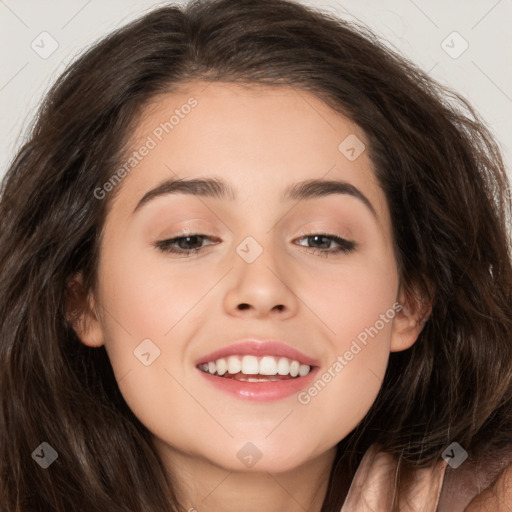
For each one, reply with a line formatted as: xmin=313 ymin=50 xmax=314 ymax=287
xmin=294 ymin=233 xmax=356 ymax=257
xmin=154 ymin=232 xmax=356 ymax=257
xmin=155 ymin=234 xmax=218 ymax=255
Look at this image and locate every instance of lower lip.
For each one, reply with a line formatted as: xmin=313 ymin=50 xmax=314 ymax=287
xmin=197 ymin=367 xmax=320 ymax=401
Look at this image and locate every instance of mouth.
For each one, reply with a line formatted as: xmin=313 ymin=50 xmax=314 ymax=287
xmin=197 ymin=354 xmax=313 ymax=382
xmin=194 ymin=339 xmax=320 ymax=400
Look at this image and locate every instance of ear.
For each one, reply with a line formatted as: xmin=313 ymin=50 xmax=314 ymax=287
xmin=65 ymin=272 xmax=104 ymax=348
xmin=390 ymin=280 xmax=432 ymax=352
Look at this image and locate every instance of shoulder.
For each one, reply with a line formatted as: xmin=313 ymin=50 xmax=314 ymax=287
xmin=437 ymin=444 xmax=512 ymax=512
xmin=342 ymin=443 xmax=512 ymax=512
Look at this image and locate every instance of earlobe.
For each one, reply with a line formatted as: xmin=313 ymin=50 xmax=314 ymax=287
xmin=390 ymin=282 xmax=432 ymax=352
xmin=65 ymin=272 xmax=105 ymax=348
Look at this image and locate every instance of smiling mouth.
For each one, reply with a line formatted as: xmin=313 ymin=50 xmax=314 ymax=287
xmin=197 ymin=354 xmax=313 ymax=381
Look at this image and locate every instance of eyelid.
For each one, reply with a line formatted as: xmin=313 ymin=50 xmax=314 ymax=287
xmin=293 ymin=227 xmax=355 ymax=243
xmin=159 ymin=228 xmax=355 ymax=246
xmin=154 ymin=230 xmax=357 ymax=259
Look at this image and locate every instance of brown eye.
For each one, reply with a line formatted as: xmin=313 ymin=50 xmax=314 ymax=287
xmin=155 ymin=234 xmax=218 ymax=255
xmin=295 ymin=233 xmax=356 ymax=256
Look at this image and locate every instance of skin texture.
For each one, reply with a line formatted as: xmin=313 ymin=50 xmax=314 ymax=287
xmin=70 ymin=82 xmax=429 ymax=512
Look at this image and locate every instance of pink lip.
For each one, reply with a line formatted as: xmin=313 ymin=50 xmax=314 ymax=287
xmin=197 ymin=366 xmax=320 ymax=401
xmin=194 ymin=340 xmax=320 ymax=367
xmin=194 ymin=339 xmax=321 ymax=402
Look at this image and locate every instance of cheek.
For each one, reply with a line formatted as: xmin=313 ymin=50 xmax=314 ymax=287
xmin=94 ymin=238 xmax=214 ymax=398
xmin=97 ymin=239 xmax=216 ymax=343
xmin=295 ymin=309 xmax=396 ymax=454
xmin=94 ymin=243 xmax=214 ymax=448
xmin=304 ymin=244 xmax=399 ymax=352
xmin=295 ymin=250 xmax=398 ymax=435
xmin=295 ymin=350 xmax=387 ymax=458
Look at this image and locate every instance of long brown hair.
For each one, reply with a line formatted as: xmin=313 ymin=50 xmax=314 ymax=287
xmin=1 ymin=0 xmax=511 ymax=510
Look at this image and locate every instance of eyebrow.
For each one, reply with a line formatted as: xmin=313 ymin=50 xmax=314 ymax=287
xmin=132 ymin=176 xmax=378 ymax=218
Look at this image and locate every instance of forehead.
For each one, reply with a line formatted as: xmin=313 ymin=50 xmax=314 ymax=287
xmin=110 ymin=81 xmax=389 ymax=227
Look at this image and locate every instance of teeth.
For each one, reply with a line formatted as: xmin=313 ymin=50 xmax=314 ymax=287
xmin=277 ymin=357 xmax=290 ymax=375
xmin=198 ymin=355 xmax=312 ymax=378
xmin=216 ymin=358 xmax=228 ymax=376
xmin=290 ymin=360 xmax=300 ymax=377
xmin=299 ymin=364 xmax=310 ymax=377
xmin=241 ymin=355 xmax=259 ymax=374
xmin=227 ymin=355 xmax=242 ymax=374
xmin=259 ymin=356 xmax=277 ymax=375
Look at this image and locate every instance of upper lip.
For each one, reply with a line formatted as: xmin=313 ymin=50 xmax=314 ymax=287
xmin=195 ymin=339 xmax=320 ymax=368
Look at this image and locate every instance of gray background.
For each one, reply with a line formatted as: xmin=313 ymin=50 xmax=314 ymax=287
xmin=1 ymin=0 xmax=511 ymax=184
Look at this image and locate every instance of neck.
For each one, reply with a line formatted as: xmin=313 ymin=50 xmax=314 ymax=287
xmin=155 ymin=440 xmax=338 ymax=512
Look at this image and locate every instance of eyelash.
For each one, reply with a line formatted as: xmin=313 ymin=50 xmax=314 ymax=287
xmin=154 ymin=232 xmax=356 ymax=257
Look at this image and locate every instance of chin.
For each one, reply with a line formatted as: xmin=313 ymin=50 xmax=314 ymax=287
xmin=206 ymin=443 xmax=314 ymax=474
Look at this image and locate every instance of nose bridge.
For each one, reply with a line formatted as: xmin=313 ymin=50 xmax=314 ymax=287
xmin=234 ymin=231 xmax=285 ymax=287
xmin=224 ymin=230 xmax=298 ymax=317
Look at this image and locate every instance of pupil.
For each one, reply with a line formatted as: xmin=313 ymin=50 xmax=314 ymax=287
xmin=312 ymin=235 xmax=328 ymax=248
xmin=182 ymin=236 xmax=199 ymax=249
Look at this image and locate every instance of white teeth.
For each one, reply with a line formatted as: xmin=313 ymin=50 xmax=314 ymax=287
xmin=299 ymin=364 xmax=310 ymax=377
xmin=241 ymin=355 xmax=259 ymax=375
xmin=227 ymin=355 xmax=241 ymax=374
xmin=198 ymin=354 xmax=313 ymax=378
xmin=277 ymin=357 xmax=290 ymax=375
xmin=216 ymin=358 xmax=228 ymax=376
xmin=259 ymin=356 xmax=278 ymax=375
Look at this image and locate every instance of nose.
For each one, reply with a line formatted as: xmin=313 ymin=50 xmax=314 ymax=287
xmin=222 ymin=236 xmax=300 ymax=320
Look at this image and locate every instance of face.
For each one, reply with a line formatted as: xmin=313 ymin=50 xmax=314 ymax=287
xmin=73 ymin=82 xmax=422 ymax=475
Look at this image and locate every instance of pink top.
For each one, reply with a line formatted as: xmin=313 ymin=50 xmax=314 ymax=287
xmin=340 ymin=443 xmax=448 ymax=511
xmin=340 ymin=442 xmax=512 ymax=511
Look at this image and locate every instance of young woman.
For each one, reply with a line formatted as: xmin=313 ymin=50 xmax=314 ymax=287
xmin=1 ymin=1 xmax=511 ymax=510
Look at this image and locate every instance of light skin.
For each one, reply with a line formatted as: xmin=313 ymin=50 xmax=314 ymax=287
xmin=68 ymin=82 xmax=427 ymax=512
